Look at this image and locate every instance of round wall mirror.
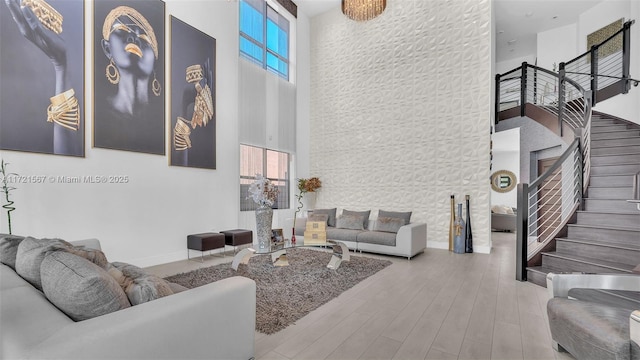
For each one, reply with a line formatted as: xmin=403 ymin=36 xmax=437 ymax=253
xmin=491 ymin=170 xmax=517 ymax=193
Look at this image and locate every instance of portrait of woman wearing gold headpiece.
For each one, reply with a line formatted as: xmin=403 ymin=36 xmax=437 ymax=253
xmin=1 ymin=0 xmax=84 ymax=156
xmin=93 ymin=1 xmax=165 ymax=155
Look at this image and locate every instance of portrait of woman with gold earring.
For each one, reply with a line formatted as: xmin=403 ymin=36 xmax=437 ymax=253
xmin=93 ymin=0 xmax=165 ymax=155
xmin=1 ymin=0 xmax=84 ymax=156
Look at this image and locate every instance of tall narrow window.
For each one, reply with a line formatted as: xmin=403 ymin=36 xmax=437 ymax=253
xmin=240 ymin=0 xmax=289 ymax=80
xmin=240 ymin=144 xmax=290 ymax=211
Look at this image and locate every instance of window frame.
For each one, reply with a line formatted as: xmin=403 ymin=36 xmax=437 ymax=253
xmin=240 ymin=144 xmax=290 ymax=211
xmin=239 ymin=0 xmax=290 ymax=80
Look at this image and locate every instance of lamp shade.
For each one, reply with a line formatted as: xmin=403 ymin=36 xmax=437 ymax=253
xmin=341 ymin=0 xmax=387 ymax=21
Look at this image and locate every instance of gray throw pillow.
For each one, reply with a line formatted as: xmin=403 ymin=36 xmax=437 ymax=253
xmin=0 ymin=234 xmax=25 ymax=270
xmin=378 ymin=210 xmax=412 ymax=225
xmin=15 ymin=237 xmax=72 ymax=290
xmin=336 ymin=214 xmax=365 ymax=230
xmin=373 ymin=217 xmax=406 ymax=233
xmin=40 ymin=251 xmax=131 ymax=321
xmin=308 ymin=213 xmax=329 ymax=226
xmin=342 ymin=209 xmax=371 ymax=229
xmin=109 ymin=262 xmax=174 ymax=305
xmin=311 ymin=208 xmax=337 ymax=227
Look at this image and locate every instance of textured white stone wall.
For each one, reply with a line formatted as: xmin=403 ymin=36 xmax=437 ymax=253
xmin=309 ymin=0 xmax=492 ymax=252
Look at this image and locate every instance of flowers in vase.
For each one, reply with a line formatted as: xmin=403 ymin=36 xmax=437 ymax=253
xmin=294 ymin=177 xmax=322 ymax=219
xmin=248 ymin=174 xmax=279 ymax=207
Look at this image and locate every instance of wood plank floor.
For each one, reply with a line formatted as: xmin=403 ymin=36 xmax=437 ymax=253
xmin=146 ymin=232 xmax=575 ymax=360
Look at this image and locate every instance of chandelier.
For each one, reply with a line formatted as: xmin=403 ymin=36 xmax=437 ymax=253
xmin=341 ymin=0 xmax=387 ymax=21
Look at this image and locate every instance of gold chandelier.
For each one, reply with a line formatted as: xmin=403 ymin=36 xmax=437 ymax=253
xmin=341 ymin=0 xmax=387 ymax=21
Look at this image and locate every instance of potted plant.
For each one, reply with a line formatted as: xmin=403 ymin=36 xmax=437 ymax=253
xmin=1 ymin=159 xmax=17 ymax=234
xmin=292 ymin=177 xmax=321 ymax=243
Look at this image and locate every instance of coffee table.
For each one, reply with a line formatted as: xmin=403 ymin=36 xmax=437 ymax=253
xmin=230 ymin=239 xmax=350 ymax=271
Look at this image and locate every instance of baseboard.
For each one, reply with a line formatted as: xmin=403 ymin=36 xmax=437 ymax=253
xmin=427 ymin=242 xmax=491 ymax=254
xmin=131 ymin=247 xmax=229 ymax=268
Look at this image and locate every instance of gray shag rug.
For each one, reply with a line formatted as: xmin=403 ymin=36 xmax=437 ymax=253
xmin=165 ymin=248 xmax=391 ymax=334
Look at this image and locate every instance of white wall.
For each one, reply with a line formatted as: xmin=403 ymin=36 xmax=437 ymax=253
xmin=495 ymin=54 xmax=536 ymax=75
xmin=309 ymin=0 xmax=492 ymax=253
xmin=579 ymin=0 xmax=640 ymax=125
xmin=537 ymin=23 xmax=578 ymax=72
xmin=0 ymin=0 xmax=241 ymax=267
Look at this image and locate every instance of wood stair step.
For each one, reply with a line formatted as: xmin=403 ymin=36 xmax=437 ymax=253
xmin=541 ymin=252 xmax=636 ymax=274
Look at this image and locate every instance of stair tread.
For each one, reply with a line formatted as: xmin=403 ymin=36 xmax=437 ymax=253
xmin=592 ymin=152 xmax=640 ymax=157
xmin=541 ymin=252 xmax=636 ymax=272
xmin=587 ymin=185 xmax=633 ymax=188
xmin=567 ymin=223 xmax=640 ymax=232
xmin=556 ymin=237 xmax=640 ymax=251
xmin=577 ymin=210 xmax=640 ymax=216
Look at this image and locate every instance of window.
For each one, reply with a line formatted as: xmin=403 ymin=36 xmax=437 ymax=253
xmin=240 ymin=0 xmax=289 ymax=80
xmin=240 ymin=144 xmax=290 ymax=211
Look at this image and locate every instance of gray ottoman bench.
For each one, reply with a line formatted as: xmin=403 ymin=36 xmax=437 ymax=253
xmin=221 ymin=229 xmax=252 ymax=254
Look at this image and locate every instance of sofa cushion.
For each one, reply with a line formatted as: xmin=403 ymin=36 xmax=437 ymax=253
xmin=326 ymin=228 xmax=364 ymax=242
xmin=0 ymin=234 xmax=25 ymax=270
xmin=378 ymin=210 xmax=412 ymax=225
xmin=547 ymin=298 xmax=633 ymax=360
xmin=15 ymin=237 xmax=72 ymax=290
xmin=310 ymin=208 xmax=337 ymax=227
xmin=110 ymin=262 xmax=174 ymax=305
xmin=356 ymin=231 xmax=397 ymax=247
xmin=40 ymin=251 xmax=131 ymax=321
xmin=336 ymin=214 xmax=365 ymax=230
xmin=308 ymin=213 xmax=329 ymax=226
xmin=342 ymin=209 xmax=371 ymax=229
xmin=373 ymin=217 xmax=405 ymax=233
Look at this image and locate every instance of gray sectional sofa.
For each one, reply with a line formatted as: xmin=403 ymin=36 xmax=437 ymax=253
xmin=295 ymin=208 xmax=427 ymax=259
xmin=0 ymin=235 xmax=256 ymax=360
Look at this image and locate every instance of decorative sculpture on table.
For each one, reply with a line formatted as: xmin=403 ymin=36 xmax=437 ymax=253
xmin=293 ymin=177 xmax=321 ymax=244
xmin=0 ymin=160 xmax=17 ymax=234
xmin=248 ymin=174 xmax=279 ymax=252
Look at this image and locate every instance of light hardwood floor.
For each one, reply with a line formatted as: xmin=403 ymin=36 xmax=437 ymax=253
xmin=146 ymin=232 xmax=575 ymax=360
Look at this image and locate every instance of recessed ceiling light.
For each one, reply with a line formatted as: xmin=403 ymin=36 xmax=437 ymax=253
xmin=525 ymin=11 xmax=534 ymax=17
xmin=507 ymin=39 xmax=517 ymax=45
xmin=498 ymin=30 xmax=504 ymax=34
xmin=552 ymin=15 xmax=558 ymax=20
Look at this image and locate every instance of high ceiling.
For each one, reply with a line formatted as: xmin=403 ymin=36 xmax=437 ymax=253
xmin=295 ymin=0 xmax=604 ymax=63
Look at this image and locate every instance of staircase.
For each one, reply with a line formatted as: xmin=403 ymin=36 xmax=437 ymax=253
xmin=526 ymin=113 xmax=640 ymax=287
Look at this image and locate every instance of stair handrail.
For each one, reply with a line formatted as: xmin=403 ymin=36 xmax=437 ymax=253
xmin=496 ymin=26 xmax=640 ymax=282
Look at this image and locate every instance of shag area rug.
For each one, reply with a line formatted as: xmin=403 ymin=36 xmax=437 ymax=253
xmin=165 ymin=248 xmax=391 ymax=334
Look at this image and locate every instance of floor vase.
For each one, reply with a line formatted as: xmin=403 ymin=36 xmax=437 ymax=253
xmin=255 ymin=205 xmax=273 ymax=252
xmin=465 ymin=195 xmax=473 ymax=253
xmin=454 ymin=203 xmax=466 ymax=254
xmin=449 ymin=195 xmax=455 ymax=251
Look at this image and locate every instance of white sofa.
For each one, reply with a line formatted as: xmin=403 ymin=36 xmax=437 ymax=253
xmin=1 ymin=237 xmax=256 ymax=360
xmin=295 ymin=213 xmax=427 ymax=259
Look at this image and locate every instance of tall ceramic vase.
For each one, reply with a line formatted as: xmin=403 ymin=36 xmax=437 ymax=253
xmin=255 ymin=204 xmax=273 ymax=253
xmin=465 ymin=195 xmax=474 ymax=253
xmin=454 ymin=203 xmax=466 ymax=254
xmin=449 ymin=195 xmax=455 ymax=251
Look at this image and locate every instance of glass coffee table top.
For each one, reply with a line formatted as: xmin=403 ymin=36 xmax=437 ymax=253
xmin=231 ymin=239 xmax=350 ymax=270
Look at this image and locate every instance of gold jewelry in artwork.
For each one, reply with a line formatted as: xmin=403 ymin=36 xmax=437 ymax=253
xmin=47 ymin=89 xmax=79 ymax=131
xmin=21 ymin=0 xmax=63 ymax=34
xmin=102 ymin=6 xmax=158 ymax=59
xmin=186 ymin=65 xmax=203 ymax=83
xmin=191 ymin=83 xmax=214 ymax=128
xmin=152 ymin=73 xmax=161 ymax=96
xmin=173 ymin=117 xmax=192 ymax=150
xmin=106 ymin=59 xmax=120 ymax=84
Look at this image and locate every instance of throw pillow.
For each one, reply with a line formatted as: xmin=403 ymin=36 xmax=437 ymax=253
xmin=373 ymin=217 xmax=406 ymax=233
xmin=0 ymin=234 xmax=25 ymax=270
xmin=68 ymin=245 xmax=109 ymax=269
xmin=336 ymin=214 xmax=365 ymax=230
xmin=15 ymin=237 xmax=72 ymax=290
xmin=342 ymin=209 xmax=371 ymax=229
xmin=109 ymin=262 xmax=174 ymax=305
xmin=308 ymin=213 xmax=329 ymax=226
xmin=311 ymin=208 xmax=337 ymax=227
xmin=40 ymin=251 xmax=131 ymax=321
xmin=378 ymin=210 xmax=412 ymax=225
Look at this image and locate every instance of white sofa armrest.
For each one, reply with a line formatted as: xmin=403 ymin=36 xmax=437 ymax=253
xmin=632 ymin=311 xmax=640 ymax=349
xmin=395 ymin=222 xmax=427 ymax=258
xmin=26 ymin=276 xmax=256 ymax=360
xmin=546 ymin=273 xmax=640 ymax=299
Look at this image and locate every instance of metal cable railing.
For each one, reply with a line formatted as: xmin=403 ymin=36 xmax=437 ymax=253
xmin=496 ymin=21 xmax=636 ymax=282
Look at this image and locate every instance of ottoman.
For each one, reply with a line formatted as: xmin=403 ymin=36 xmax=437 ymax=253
xmin=221 ymin=229 xmax=253 ymax=254
xmin=187 ymin=232 xmax=225 ymax=262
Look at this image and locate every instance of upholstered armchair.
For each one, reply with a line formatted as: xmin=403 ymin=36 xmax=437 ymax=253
xmin=546 ymin=273 xmax=640 ymax=360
